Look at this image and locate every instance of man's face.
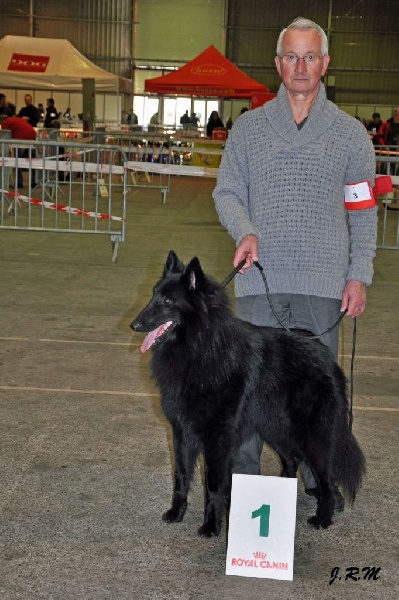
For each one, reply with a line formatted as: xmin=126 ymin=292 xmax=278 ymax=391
xmin=24 ymin=95 xmax=32 ymax=106
xmin=275 ymin=29 xmax=330 ymax=96
xmin=0 ymin=96 xmax=6 ymax=106
xmin=393 ymin=110 xmax=399 ymax=123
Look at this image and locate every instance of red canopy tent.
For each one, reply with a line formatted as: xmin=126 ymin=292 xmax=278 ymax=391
xmin=144 ymin=45 xmax=275 ymax=103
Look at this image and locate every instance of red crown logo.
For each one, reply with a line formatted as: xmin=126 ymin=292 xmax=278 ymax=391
xmin=253 ymin=551 xmax=267 ymax=560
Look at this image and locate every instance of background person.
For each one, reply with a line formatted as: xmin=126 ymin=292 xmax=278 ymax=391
xmin=127 ymin=110 xmax=138 ymax=126
xmin=180 ymin=110 xmax=190 ymax=127
xmin=17 ymin=94 xmax=40 ymax=127
xmin=367 ymin=112 xmax=383 ymax=145
xmin=0 ymin=93 xmax=12 ymax=117
xmin=0 ymin=115 xmax=37 ymax=189
xmin=189 ymin=112 xmax=200 ymax=127
xmin=376 ymin=107 xmax=399 ymax=147
xmin=44 ymin=98 xmax=59 ymax=128
xmin=213 ymin=17 xmax=377 ymax=509
xmin=37 ymin=103 xmax=45 ymax=122
xmin=149 ymin=112 xmax=158 ymax=125
xmin=206 ymin=110 xmax=224 ymax=137
xmin=148 ymin=111 xmax=159 ymax=134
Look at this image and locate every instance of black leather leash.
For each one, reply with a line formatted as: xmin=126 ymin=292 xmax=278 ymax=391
xmin=222 ymin=258 xmax=356 ymax=429
xmin=221 ymin=258 xmax=247 ymax=287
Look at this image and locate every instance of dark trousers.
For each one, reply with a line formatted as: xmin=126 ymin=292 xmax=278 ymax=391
xmin=16 ymin=147 xmax=36 ymax=188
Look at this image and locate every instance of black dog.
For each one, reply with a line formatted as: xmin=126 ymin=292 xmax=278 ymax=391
xmin=131 ymin=251 xmax=365 ymax=537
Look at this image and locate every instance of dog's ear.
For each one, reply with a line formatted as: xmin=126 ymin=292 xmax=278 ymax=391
xmin=183 ymin=257 xmax=204 ymax=291
xmin=163 ymin=250 xmax=184 ymax=276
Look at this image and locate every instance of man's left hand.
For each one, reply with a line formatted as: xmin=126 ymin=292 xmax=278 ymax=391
xmin=341 ymin=280 xmax=367 ymax=317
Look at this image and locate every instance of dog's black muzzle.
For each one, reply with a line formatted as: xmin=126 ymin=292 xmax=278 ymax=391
xmin=130 ymin=320 xmax=141 ymax=332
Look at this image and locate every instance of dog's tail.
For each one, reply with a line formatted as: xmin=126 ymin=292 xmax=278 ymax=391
xmin=333 ymin=430 xmax=366 ymax=504
xmin=332 ymin=367 xmax=366 ymax=504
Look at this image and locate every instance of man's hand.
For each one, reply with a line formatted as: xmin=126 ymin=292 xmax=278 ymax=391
xmin=341 ymin=280 xmax=367 ymax=317
xmin=233 ymin=235 xmax=259 ymax=273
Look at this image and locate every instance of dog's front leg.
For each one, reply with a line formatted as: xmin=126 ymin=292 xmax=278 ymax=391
xmin=198 ymin=448 xmax=232 ymax=537
xmin=162 ymin=424 xmax=198 ymax=524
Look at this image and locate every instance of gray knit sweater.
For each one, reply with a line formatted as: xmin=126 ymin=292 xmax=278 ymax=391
xmin=213 ymin=83 xmax=377 ymax=300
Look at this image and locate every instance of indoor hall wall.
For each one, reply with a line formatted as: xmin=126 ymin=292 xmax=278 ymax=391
xmin=133 ymin=0 xmax=226 ymax=66
xmin=225 ymin=0 xmax=399 ymax=105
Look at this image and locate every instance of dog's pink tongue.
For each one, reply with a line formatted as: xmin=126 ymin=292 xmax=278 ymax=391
xmin=141 ymin=329 xmax=161 ymax=353
xmin=140 ymin=322 xmax=172 ymax=353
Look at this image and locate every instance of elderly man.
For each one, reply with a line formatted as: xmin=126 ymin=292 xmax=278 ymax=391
xmin=213 ymin=17 xmax=377 ymax=512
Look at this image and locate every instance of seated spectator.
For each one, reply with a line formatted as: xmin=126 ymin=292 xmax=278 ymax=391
xmin=206 ymin=110 xmax=224 ymax=137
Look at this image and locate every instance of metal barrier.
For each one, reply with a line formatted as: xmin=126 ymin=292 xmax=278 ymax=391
xmin=0 ymin=134 xmax=126 ymax=262
xmin=375 ymin=146 xmax=399 ymax=250
xmin=28 ymin=128 xmax=224 ymax=204
xmin=62 ymin=129 xmax=224 ymax=204
xmin=0 ymin=130 xmax=12 ymax=211
xmin=104 ymin=131 xmax=172 ymax=203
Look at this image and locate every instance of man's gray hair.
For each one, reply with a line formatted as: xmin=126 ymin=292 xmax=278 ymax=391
xmin=276 ymin=17 xmax=329 ymax=56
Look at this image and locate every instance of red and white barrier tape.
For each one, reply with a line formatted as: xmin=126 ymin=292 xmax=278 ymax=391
xmin=1 ymin=155 xmax=218 ymax=178
xmin=125 ymin=160 xmax=218 ymax=178
xmin=0 ymin=156 xmax=124 ymax=175
xmin=1 ymin=190 xmax=125 ymax=222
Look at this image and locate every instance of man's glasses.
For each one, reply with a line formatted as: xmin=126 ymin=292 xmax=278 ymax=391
xmin=279 ymin=53 xmax=323 ymax=65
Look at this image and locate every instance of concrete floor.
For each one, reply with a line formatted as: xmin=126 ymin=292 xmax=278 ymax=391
xmin=0 ymin=177 xmax=398 ymax=599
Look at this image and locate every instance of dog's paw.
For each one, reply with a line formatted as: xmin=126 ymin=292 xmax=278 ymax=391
xmin=197 ymin=520 xmax=221 ymax=538
xmin=162 ymin=506 xmax=185 ymax=523
xmin=307 ymin=515 xmax=333 ymax=529
xmin=307 ymin=515 xmax=321 ymax=529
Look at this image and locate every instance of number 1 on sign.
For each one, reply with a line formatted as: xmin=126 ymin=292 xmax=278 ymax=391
xmin=252 ymin=504 xmax=271 ymax=537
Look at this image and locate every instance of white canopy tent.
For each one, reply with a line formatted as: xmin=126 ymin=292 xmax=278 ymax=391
xmin=0 ymin=35 xmax=131 ymax=122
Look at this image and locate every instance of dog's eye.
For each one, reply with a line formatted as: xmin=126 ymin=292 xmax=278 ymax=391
xmin=163 ymin=297 xmax=173 ymax=305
